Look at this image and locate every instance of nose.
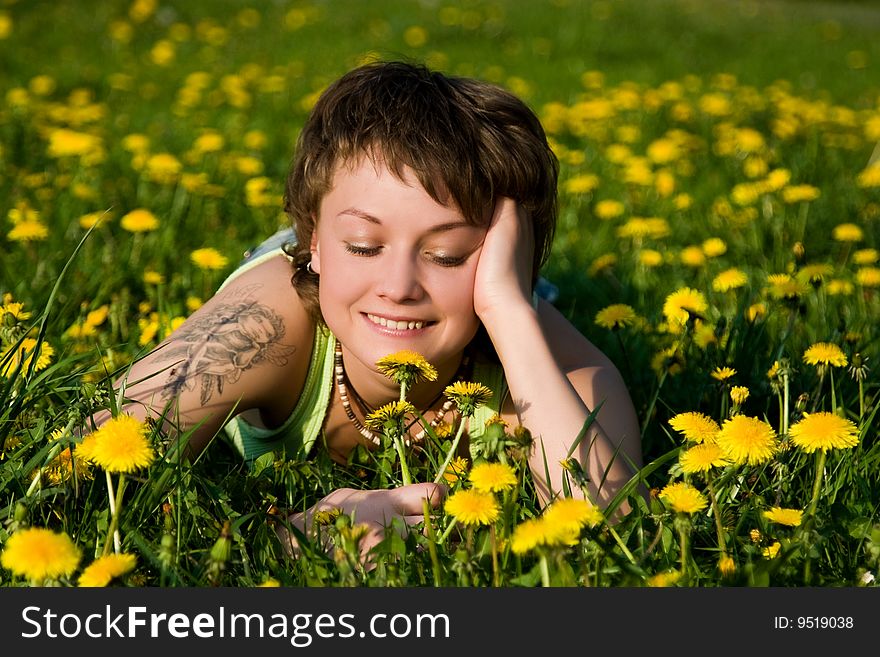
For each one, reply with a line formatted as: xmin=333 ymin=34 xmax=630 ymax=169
xmin=375 ymin=251 xmax=425 ymax=304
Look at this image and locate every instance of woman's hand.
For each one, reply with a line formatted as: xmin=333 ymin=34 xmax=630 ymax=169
xmin=276 ymin=483 xmax=446 ymax=565
xmin=473 ymin=197 xmax=534 ymax=321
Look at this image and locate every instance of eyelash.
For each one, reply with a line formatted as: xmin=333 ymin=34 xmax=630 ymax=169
xmin=343 ymin=243 xmax=467 ymax=268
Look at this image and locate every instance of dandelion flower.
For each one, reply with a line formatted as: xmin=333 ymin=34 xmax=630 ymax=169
xmin=444 ymin=489 xmax=500 ymax=526
xmin=8 ymin=220 xmax=49 ymax=242
xmin=441 ymin=455 xmax=469 ymax=484
xmin=469 ymin=462 xmax=517 ymax=493
xmin=510 ymin=517 xmax=549 ymax=555
xmin=789 ymin=412 xmax=859 ymax=453
xmin=730 ymin=386 xmax=750 ymax=405
xmin=543 ymin=498 xmax=603 ymax=534
xmin=190 ymin=247 xmax=229 ymax=271
xmin=594 ymin=199 xmax=625 ymax=220
xmin=832 ymin=223 xmax=863 ymax=242
xmin=120 ymin=208 xmax=159 ymax=233
xmin=1 ymin=295 xmax=32 ymax=321
xmin=588 ymin=253 xmax=617 ymax=276
xmin=143 ymin=270 xmax=165 ymax=285
xmin=444 ymin=381 xmax=493 ymax=417
xmin=647 ymin=570 xmax=682 ymax=587
xmin=375 ymin=350 xmax=438 ymax=386
xmin=662 ymin=287 xmax=708 ymax=329
xmin=679 ymin=442 xmax=730 ymax=474
xmin=803 ymin=342 xmax=847 ymax=368
xmin=856 ymin=267 xmax=880 ymax=287
xmin=716 ymin=415 xmax=777 ymax=465
xmin=763 ymin=507 xmax=803 ymax=527
xmin=712 ymin=268 xmax=748 ymax=292
xmin=702 ymin=237 xmax=727 ymax=257
xmin=853 ymin=248 xmax=879 ymax=265
xmin=257 ymin=578 xmax=281 ymax=587
xmin=659 ymin=481 xmax=708 ymax=514
xmin=364 ymin=401 xmax=416 ymax=435
xmin=781 ymin=184 xmax=820 ymax=204
xmin=711 ymin=366 xmax=736 ymax=381
xmin=763 ymin=541 xmax=781 ymax=559
xmin=78 ymin=553 xmax=137 ymax=587
xmin=669 ymin=412 xmax=720 ymax=444
xmin=80 ymin=414 xmax=154 ymax=473
xmin=594 ymin=304 xmax=637 ymax=330
xmin=718 ymin=555 xmax=736 ymax=576
xmin=1 ymin=338 xmax=54 ymax=377
xmin=1 ymin=527 xmax=81 ymax=582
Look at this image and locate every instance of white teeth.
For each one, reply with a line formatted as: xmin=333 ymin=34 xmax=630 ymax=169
xmin=367 ymin=314 xmax=425 ymax=330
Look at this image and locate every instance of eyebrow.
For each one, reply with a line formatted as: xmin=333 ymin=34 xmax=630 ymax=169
xmin=337 ymin=207 xmax=473 ymax=233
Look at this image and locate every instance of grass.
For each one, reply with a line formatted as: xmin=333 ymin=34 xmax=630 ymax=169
xmin=1 ymin=0 xmax=879 ymax=587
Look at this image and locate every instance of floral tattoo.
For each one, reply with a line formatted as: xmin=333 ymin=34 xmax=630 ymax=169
xmin=152 ymin=284 xmax=296 ymax=406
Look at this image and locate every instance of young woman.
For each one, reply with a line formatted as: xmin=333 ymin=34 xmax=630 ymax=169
xmin=100 ymin=61 xmax=642 ymax=558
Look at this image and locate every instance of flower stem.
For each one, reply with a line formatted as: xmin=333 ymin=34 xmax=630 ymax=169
xmin=392 ymin=432 xmax=412 ymax=486
xmin=103 ymin=473 xmax=127 ymax=556
xmin=433 ymin=415 xmax=468 ymax=484
xmin=539 ymin=552 xmax=551 ymax=588
xmin=806 ymin=449 xmax=827 ymax=524
xmin=706 ymin=474 xmax=727 ymax=557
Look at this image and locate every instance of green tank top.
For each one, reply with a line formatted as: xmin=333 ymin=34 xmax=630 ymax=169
xmin=220 ymin=249 xmax=507 ymax=465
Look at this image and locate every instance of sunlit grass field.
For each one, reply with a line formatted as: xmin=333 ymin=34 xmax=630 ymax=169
xmin=2 ymin=0 xmax=879 ymax=587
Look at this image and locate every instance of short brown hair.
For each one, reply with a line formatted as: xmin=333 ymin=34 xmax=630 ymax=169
xmin=284 ymin=60 xmax=558 ymax=323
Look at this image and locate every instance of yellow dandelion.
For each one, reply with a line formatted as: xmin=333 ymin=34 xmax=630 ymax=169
xmin=39 ymin=447 xmax=94 ymax=486
xmin=143 ymin=270 xmax=165 ymax=285
xmin=702 ymin=237 xmax=727 ymax=257
xmin=669 ymin=412 xmax=720 ymax=444
xmin=680 ymin=245 xmax=706 ymax=267
xmin=639 ymin=249 xmax=663 ymax=267
xmin=441 ymin=455 xmax=470 ymax=484
xmin=1 ymin=527 xmax=81 ymax=582
xmin=594 ymin=304 xmax=637 ymax=330
xmin=257 ymin=578 xmax=281 ymax=587
xmin=469 ymin=461 xmax=517 ymax=493
xmin=746 ymin=302 xmax=766 ymax=322
xmin=832 ymin=223 xmax=863 ymax=242
xmin=190 ymin=247 xmax=229 ymax=271
xmin=120 ymin=208 xmax=159 ymax=233
xmin=510 ymin=517 xmax=549 ymax=555
xmin=444 ymin=489 xmax=500 ymax=526
xmin=789 ymin=412 xmax=859 ymax=453
xmin=1 ymin=295 xmax=32 ymax=321
xmin=543 ymin=497 xmax=603 ymax=534
xmin=718 ymin=554 xmax=736 ymax=576
xmin=857 ymin=164 xmax=880 ymax=188
xmin=730 ymin=386 xmax=750 ymax=405
xmin=763 ymin=541 xmax=781 ymax=559
xmin=853 ymin=248 xmax=879 ymax=265
xmin=781 ymin=184 xmax=820 ymax=204
xmin=803 ymin=342 xmax=847 ymax=368
xmin=679 ymin=442 xmax=730 ymax=474
xmin=662 ymin=287 xmax=708 ymax=328
xmin=375 ymin=350 xmax=438 ymax=386
xmin=796 ymin=263 xmax=833 ymax=286
xmin=766 ymin=274 xmax=809 ymax=300
xmin=712 ymin=268 xmax=748 ymax=292
xmin=80 ymin=414 xmax=155 ymax=473
xmin=659 ymin=481 xmax=708 ymax=514
xmin=711 ymin=366 xmax=736 ymax=381
xmin=856 ymin=266 xmax=880 ymax=287
xmin=594 ymin=199 xmax=625 ymax=220
xmin=716 ymin=415 xmax=777 ymax=465
xmin=647 ymin=570 xmax=682 ymax=587
xmin=588 ymin=252 xmax=617 ymax=276
xmin=364 ymin=401 xmax=416 ymax=434
xmin=78 ymin=553 xmax=137 ymax=587
xmin=763 ymin=507 xmax=803 ymax=527
xmin=8 ymin=220 xmax=49 ymax=242
xmin=444 ymin=381 xmax=493 ymax=417
xmin=750 ymin=528 xmax=762 ymax=543
xmin=1 ymin=338 xmax=54 ymax=377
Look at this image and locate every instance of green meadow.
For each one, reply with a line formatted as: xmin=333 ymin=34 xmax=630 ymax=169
xmin=1 ymin=0 xmax=879 ymax=587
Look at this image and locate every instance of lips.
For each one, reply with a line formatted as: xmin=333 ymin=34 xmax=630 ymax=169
xmin=365 ymin=313 xmax=432 ymax=331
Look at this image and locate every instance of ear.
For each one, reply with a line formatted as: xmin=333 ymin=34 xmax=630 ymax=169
xmin=308 ymin=224 xmax=321 ymax=274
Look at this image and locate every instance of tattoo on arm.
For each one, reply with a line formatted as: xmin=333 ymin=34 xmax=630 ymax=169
xmin=151 ymin=284 xmax=296 ymax=406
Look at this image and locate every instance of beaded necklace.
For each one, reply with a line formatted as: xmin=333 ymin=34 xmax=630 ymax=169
xmin=334 ymin=341 xmax=468 ymax=446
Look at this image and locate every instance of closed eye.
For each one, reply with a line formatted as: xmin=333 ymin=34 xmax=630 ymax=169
xmin=344 ymin=243 xmax=381 ymax=257
xmin=427 ymin=253 xmax=468 ymax=267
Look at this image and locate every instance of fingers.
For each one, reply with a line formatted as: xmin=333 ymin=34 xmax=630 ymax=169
xmin=388 ymin=482 xmax=447 ymax=515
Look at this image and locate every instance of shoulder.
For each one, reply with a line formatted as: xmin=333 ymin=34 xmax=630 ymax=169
xmin=160 ymin=253 xmax=315 ymax=409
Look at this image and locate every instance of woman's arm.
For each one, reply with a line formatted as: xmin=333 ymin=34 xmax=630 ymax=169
xmin=84 ymin=255 xmax=314 ymax=458
xmin=475 ymin=198 xmax=642 ymax=509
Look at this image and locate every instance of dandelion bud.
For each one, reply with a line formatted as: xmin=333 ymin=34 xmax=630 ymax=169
xmin=792 ymin=241 xmax=805 ymax=261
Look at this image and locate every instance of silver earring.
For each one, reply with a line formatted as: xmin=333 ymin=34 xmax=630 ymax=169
xmin=306 ymin=260 xmax=314 ymax=274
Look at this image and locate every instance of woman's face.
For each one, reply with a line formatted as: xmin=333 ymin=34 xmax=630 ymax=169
xmin=310 ymin=157 xmax=486 ymax=378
